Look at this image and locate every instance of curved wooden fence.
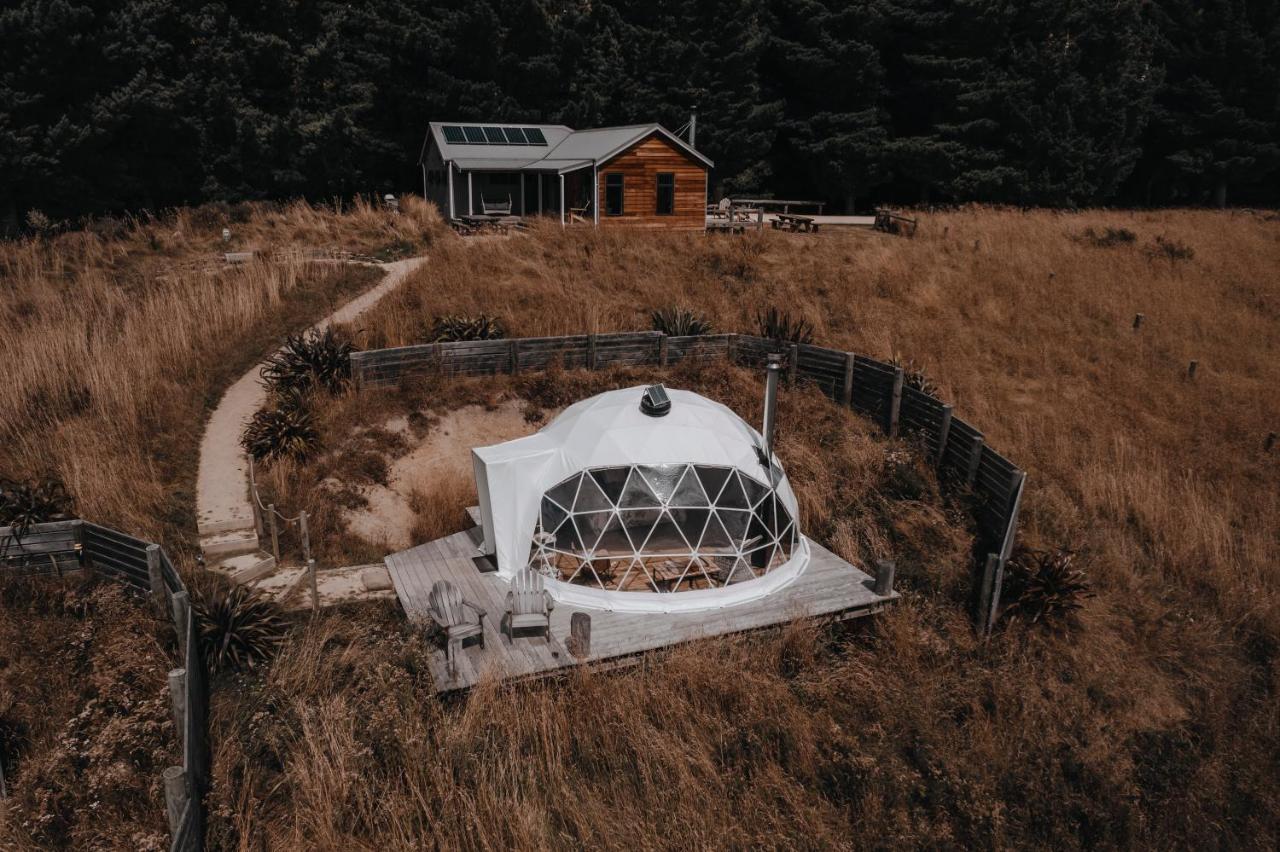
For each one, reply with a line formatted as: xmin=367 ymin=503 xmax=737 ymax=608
xmin=352 ymin=331 xmax=1026 ymax=631
xmin=0 ymin=520 xmax=209 ymax=851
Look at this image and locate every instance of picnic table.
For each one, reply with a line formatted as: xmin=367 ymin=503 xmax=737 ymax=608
xmin=772 ymin=213 xmax=819 ymax=233
xmin=873 ymin=208 xmax=918 ymax=237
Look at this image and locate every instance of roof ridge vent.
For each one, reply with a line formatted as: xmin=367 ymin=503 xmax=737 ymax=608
xmin=640 ymin=384 xmax=671 ymax=417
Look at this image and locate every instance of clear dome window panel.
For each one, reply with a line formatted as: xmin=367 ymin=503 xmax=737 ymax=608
xmin=744 ymin=541 xmax=773 ymax=572
xmin=716 ymin=472 xmax=750 ymax=510
xmin=740 ymin=473 xmax=770 ymax=509
xmin=697 ymin=511 xmax=735 ymax=552
xmin=729 ymin=555 xmax=757 ymax=582
xmin=775 ymin=520 xmax=795 ymax=556
xmin=574 ymin=473 xmax=614 ymax=512
xmin=744 ymin=512 xmax=772 ymax=552
xmin=595 ymin=512 xmax=635 ymax=556
xmin=759 ymin=493 xmax=781 ymax=537
xmin=562 ymin=554 xmax=589 ymax=585
xmin=694 ymin=466 xmax=734 ymax=503
xmin=717 ymin=509 xmax=751 ymax=544
xmin=640 ymin=464 xmax=687 ymax=504
xmin=670 ymin=557 xmax=701 ymax=592
xmin=705 ymin=553 xmax=736 ymax=585
xmin=540 ymin=499 xmax=569 ymax=537
xmin=552 ymin=516 xmax=585 ymax=552
xmin=642 ymin=510 xmax=694 ymax=554
xmin=618 ymin=558 xmax=660 ymax=593
xmin=572 ymin=511 xmax=613 ymax=554
xmin=668 ymin=466 xmax=710 ymax=507
xmin=619 ymin=508 xmax=662 ymax=546
xmin=590 ymin=558 xmax=621 ymax=589
xmin=671 ymin=507 xmax=711 ymax=551
xmin=545 ymin=474 xmax=582 ymax=513
xmin=592 ymin=466 xmax=631 ymax=504
xmin=682 ymin=557 xmax=719 ymax=591
xmin=620 ymin=467 xmax=661 ymax=508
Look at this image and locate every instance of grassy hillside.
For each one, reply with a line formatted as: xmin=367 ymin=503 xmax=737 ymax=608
xmin=3 ymin=205 xmax=1279 ymax=849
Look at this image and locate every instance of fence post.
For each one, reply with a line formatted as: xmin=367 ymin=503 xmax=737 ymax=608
xmin=299 ymin=511 xmax=311 ymax=566
xmin=841 ymin=353 xmax=855 ymax=407
xmin=873 ymin=559 xmax=896 ymax=596
xmin=587 ymin=334 xmax=597 ymax=370
xmin=936 ymin=404 xmax=954 ymax=466
xmin=307 ymin=557 xmax=319 ymax=614
xmin=966 ymin=434 xmax=985 ymax=488
xmin=787 ymin=343 xmax=799 ymax=385
xmin=168 ymin=668 xmax=187 ymax=736
xmin=658 ymin=333 xmax=669 ymax=366
xmin=569 ymin=612 xmax=591 ymax=658
xmin=978 ymin=553 xmax=1000 ymax=635
xmin=509 ymin=339 xmax=520 ymax=374
xmin=146 ymin=544 xmax=166 ymax=616
xmin=888 ymin=366 xmax=904 ymax=438
xmin=170 ymin=591 xmax=190 ymax=657
xmin=268 ymin=505 xmax=280 ymax=565
xmin=163 ymin=766 xmax=188 ymax=837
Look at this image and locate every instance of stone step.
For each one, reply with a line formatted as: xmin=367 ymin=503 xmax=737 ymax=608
xmin=252 ymin=565 xmax=309 ymax=606
xmin=200 ymin=527 xmax=260 ymax=560
xmin=197 ymin=515 xmax=257 ymax=537
xmin=213 ymin=551 xmax=277 ymax=585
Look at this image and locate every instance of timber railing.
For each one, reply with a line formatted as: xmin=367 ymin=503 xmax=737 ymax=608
xmin=351 ymin=331 xmax=1025 ymax=632
xmin=0 ymin=520 xmax=209 ymax=851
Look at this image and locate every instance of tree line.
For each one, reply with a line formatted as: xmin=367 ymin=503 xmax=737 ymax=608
xmin=2 ymin=0 xmax=1278 ymax=228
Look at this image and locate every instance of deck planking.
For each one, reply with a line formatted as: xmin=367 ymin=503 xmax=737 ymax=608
xmin=387 ymin=523 xmax=895 ymax=694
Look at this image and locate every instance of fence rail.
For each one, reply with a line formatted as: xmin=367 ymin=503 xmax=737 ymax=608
xmin=0 ymin=520 xmax=209 ymax=851
xmin=352 ymin=330 xmax=1026 ymax=630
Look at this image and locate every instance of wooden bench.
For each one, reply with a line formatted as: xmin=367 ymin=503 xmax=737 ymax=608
xmin=772 ymin=213 xmax=819 ymax=233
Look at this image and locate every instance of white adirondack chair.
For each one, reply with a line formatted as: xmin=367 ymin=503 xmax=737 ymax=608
xmin=427 ymin=580 xmax=486 ymax=677
xmin=503 ymin=568 xmax=554 ymax=642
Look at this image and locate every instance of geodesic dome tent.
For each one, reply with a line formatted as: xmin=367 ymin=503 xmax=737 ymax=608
xmin=471 ymin=386 xmax=810 ymax=613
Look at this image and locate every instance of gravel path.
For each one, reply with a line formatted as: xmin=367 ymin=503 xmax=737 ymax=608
xmin=195 ymin=256 xmax=428 ymax=544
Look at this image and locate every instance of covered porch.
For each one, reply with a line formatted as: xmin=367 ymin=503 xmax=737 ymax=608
xmin=449 ymin=163 xmax=596 ymax=226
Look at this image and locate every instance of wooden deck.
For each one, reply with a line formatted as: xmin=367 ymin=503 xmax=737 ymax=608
xmin=385 ymin=522 xmax=896 ymax=694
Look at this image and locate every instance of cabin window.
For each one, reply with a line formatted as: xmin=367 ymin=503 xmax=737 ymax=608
xmin=656 ymin=173 xmax=675 ymax=215
xmin=605 ymin=173 xmax=624 ymax=216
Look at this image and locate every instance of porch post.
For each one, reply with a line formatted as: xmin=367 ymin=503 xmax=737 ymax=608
xmin=593 ymin=165 xmax=599 ymax=226
xmin=446 ymin=165 xmax=454 ymax=219
xmin=520 ymin=174 xmax=526 ymax=216
xmin=559 ymin=173 xmax=565 ymax=227
xmin=467 ymin=172 xmax=473 ymax=216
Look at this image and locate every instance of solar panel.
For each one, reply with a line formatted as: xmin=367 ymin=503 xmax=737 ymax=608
xmin=523 ymin=127 xmax=547 ymax=145
xmin=462 ymin=126 xmax=486 ymax=143
xmin=502 ymin=127 xmax=527 ymax=144
xmin=483 ymin=126 xmax=507 ymax=144
xmin=442 ymin=125 xmax=466 ymax=144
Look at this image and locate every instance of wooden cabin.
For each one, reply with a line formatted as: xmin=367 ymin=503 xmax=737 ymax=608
xmin=419 ymin=122 xmax=712 ymax=229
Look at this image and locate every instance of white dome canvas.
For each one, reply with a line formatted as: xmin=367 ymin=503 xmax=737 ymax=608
xmin=471 ymin=386 xmax=810 ymax=613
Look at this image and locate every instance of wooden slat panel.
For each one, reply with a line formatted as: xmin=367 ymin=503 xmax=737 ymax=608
xmin=597 ymin=135 xmax=708 ymax=230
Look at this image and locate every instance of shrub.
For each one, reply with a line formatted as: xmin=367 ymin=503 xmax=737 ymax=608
xmin=192 ymin=583 xmax=289 ymax=672
xmin=651 ymin=306 xmax=714 ymax=337
xmin=1002 ymin=548 xmax=1093 ymax=627
xmin=261 ymin=328 xmax=355 ymax=396
xmin=0 ymin=476 xmax=75 ymax=539
xmin=241 ymin=390 xmax=320 ymax=462
xmin=1146 ymin=235 xmax=1195 ymax=262
xmin=429 ymin=314 xmax=506 ymax=342
xmin=1077 ymin=226 xmax=1136 ymax=248
xmin=756 ymin=307 xmax=814 ymax=345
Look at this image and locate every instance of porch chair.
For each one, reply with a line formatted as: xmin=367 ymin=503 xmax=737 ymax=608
xmin=503 ymin=568 xmax=555 ymax=643
xmin=426 ymin=580 xmax=486 ymax=677
xmin=481 ymin=194 xmax=513 ymax=215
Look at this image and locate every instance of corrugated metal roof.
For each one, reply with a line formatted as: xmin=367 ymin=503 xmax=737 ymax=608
xmin=424 ymin=122 xmax=713 ymax=171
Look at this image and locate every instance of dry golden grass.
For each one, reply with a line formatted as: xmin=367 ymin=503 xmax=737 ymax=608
xmin=0 ymin=198 xmax=445 ymax=849
xmin=4 ymin=205 xmax=1279 ymax=849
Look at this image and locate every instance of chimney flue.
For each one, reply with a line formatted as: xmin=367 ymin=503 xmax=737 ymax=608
xmin=689 ymin=109 xmax=697 ymax=148
xmin=762 ymin=354 xmax=781 ymax=462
